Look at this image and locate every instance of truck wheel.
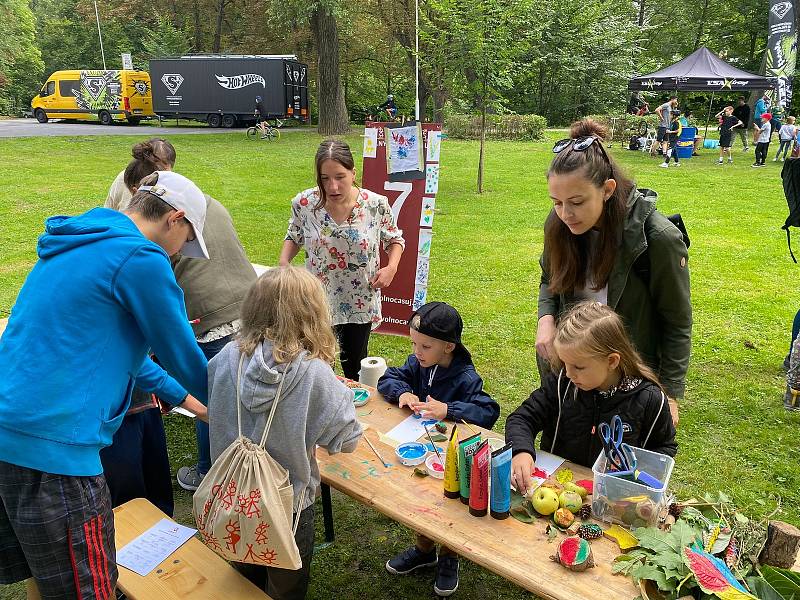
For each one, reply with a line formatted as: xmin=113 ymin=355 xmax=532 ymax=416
xmin=207 ymin=114 xmax=222 ymax=128
xmin=99 ymin=111 xmax=113 ymax=126
xmin=127 ymin=117 xmax=141 ymax=126
xmin=35 ymin=109 xmax=48 ymax=123
xmin=222 ymin=114 xmax=237 ymax=128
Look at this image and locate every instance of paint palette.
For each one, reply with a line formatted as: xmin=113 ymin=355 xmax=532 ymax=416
xmin=352 ymin=388 xmax=370 ymax=407
xmin=425 ymin=454 xmax=445 ymax=479
xmin=395 ymin=442 xmax=427 ymax=467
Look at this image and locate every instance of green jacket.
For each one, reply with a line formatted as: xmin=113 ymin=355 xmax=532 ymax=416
xmin=538 ymin=188 xmax=692 ymax=398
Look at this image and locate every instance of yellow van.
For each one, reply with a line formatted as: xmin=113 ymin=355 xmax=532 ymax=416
xmin=32 ymin=70 xmax=155 ymax=125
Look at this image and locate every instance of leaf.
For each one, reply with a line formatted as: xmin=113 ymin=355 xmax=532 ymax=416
xmin=710 ymin=530 xmax=732 ymax=554
xmin=745 ymin=576 xmax=786 ymax=600
xmin=763 ymin=565 xmax=800 ymax=599
xmin=412 ymin=467 xmax=429 ymax=478
xmin=510 ymin=503 xmax=535 ymax=524
xmin=632 ymin=563 xmax=671 ymax=591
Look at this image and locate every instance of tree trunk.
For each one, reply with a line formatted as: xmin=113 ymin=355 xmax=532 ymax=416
xmin=212 ymin=0 xmax=227 ymax=53
xmin=760 ymin=521 xmax=800 ymax=569
xmin=638 ymin=0 xmax=645 ymax=27
xmin=693 ymin=0 xmax=709 ymax=51
xmin=477 ymin=65 xmax=487 ymax=194
xmin=310 ymin=6 xmax=350 ymax=135
xmin=433 ymin=87 xmax=447 ymax=123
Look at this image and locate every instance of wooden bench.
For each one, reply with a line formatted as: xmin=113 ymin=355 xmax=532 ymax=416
xmin=114 ymin=498 xmax=272 ymax=599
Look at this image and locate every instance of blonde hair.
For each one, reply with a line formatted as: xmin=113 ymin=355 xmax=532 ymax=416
xmin=553 ymin=301 xmax=662 ymax=389
xmin=789 ymin=116 xmax=796 ymax=124
xmin=238 ymin=266 xmax=337 ymax=364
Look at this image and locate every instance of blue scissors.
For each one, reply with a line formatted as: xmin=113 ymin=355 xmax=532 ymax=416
xmin=610 ymin=443 xmax=663 ymax=488
xmin=599 ymin=415 xmax=631 ymax=472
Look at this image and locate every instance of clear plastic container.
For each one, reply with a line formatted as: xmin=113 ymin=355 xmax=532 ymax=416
xmin=591 ymin=446 xmax=674 ymax=528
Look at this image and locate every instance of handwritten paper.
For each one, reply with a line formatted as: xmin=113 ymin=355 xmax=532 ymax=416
xmin=117 ymin=518 xmax=197 ymax=576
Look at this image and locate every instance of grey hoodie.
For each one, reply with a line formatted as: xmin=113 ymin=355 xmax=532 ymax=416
xmin=208 ymin=339 xmax=362 ymax=512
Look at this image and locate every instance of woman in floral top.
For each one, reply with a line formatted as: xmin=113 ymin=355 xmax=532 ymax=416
xmin=280 ymin=140 xmax=405 ymax=379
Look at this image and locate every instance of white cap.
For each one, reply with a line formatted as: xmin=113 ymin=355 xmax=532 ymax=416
xmin=138 ymin=171 xmax=209 ymax=259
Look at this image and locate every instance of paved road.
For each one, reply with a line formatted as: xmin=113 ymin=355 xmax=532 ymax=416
xmin=0 ymin=118 xmax=300 ymax=138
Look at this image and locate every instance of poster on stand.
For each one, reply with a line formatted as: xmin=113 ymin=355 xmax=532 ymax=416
xmin=362 ymin=123 xmax=443 ymax=336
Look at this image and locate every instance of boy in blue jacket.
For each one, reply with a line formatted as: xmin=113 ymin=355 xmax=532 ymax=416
xmin=0 ymin=171 xmax=210 ymax=599
xmin=379 ymin=301 xmax=498 ymax=597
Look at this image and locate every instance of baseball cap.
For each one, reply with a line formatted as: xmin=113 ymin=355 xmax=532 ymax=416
xmin=408 ymin=301 xmax=471 ymax=360
xmin=763 ymin=113 xmax=773 ymax=120
xmin=138 ymin=171 xmax=209 ymax=259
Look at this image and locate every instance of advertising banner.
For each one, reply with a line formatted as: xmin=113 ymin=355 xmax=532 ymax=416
xmin=766 ymin=0 xmax=797 ymax=106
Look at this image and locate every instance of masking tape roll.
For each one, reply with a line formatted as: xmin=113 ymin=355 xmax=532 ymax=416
xmin=358 ymin=356 xmax=387 ymax=388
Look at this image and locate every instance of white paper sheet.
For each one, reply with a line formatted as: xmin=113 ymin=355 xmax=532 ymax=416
xmin=387 ymin=125 xmax=422 ymax=174
xmin=363 ymin=128 xmax=378 ymax=158
xmin=426 ymin=130 xmax=442 ymax=162
xmin=528 ymin=450 xmax=567 ymax=491
xmin=169 ymin=406 xmax=196 ymax=418
xmin=384 ymin=413 xmax=439 ymax=445
xmin=117 ymin=518 xmax=197 ymax=577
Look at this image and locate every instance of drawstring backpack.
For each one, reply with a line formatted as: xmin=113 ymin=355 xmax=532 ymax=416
xmin=194 ymin=354 xmax=305 ymax=569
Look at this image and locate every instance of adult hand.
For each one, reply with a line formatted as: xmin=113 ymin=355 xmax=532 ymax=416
xmin=410 ymin=395 xmax=448 ymax=421
xmin=370 ymin=265 xmax=397 ymax=289
xmin=398 ymin=392 xmax=420 ymax=410
xmin=668 ymin=397 xmax=679 ymax=427
xmin=511 ymin=452 xmax=535 ymax=497
xmin=535 ymin=315 xmax=557 ymax=362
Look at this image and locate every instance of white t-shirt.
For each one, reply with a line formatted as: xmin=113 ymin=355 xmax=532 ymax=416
xmin=105 ymin=170 xmax=133 ymax=211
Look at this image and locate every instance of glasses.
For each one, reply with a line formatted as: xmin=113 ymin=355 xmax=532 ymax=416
xmin=552 ymin=136 xmax=611 ymax=165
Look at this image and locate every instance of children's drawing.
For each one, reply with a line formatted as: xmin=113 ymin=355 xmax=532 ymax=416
xmin=387 ymin=124 xmax=423 ymax=174
xmin=412 ymin=284 xmax=427 ymax=310
xmin=418 ymin=229 xmax=433 ymax=257
xmin=416 ymin=258 xmax=430 ymax=286
xmin=363 ymin=127 xmax=378 ymax=159
xmin=425 ymin=164 xmax=440 ymax=194
xmin=426 ymin=131 xmax=442 ymax=162
xmin=420 ymin=197 xmax=435 ymax=228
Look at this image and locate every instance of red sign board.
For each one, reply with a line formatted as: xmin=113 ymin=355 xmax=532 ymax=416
xmin=361 ymin=122 xmax=442 ymax=336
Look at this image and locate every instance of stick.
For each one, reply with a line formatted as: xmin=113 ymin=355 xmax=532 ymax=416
xmin=364 ymin=434 xmax=389 ymax=468
xmin=424 ymin=425 xmax=443 ymax=464
xmin=460 ymin=419 xmax=479 ymax=436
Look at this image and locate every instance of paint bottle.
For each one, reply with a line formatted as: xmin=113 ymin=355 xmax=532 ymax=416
xmin=469 ymin=440 xmax=490 ymax=517
xmin=457 ymin=433 xmax=482 ymax=505
xmin=444 ymin=426 xmax=461 ymax=499
xmin=490 ymin=442 xmax=513 ymax=520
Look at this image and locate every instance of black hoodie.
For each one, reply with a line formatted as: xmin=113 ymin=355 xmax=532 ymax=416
xmin=505 ymin=370 xmax=677 ymax=469
xmin=377 ymin=353 xmax=499 ymax=429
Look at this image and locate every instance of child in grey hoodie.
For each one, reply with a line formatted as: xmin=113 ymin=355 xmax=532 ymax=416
xmin=207 ymin=266 xmax=362 ymax=600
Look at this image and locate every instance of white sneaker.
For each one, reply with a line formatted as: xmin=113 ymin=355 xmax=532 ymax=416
xmin=674 ymin=162 xmax=681 ymax=167
xmin=717 ymin=159 xmax=723 ymax=165
xmin=660 ymin=162 xmax=669 ymax=168
xmin=773 ymin=158 xmax=778 ymax=162
xmin=728 ymin=159 xmax=733 ymax=164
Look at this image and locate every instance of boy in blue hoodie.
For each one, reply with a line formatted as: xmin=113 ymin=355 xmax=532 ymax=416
xmin=379 ymin=301 xmax=498 ymax=598
xmin=0 ymin=171 xmax=210 ymax=598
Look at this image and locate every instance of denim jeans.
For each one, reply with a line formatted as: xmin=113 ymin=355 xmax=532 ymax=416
xmin=196 ymin=333 xmax=236 ymax=474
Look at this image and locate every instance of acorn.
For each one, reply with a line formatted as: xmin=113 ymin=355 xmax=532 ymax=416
xmin=577 ymin=524 xmax=603 ymax=540
xmin=579 ymin=503 xmax=591 ymax=520
xmin=668 ymin=502 xmax=683 ymax=518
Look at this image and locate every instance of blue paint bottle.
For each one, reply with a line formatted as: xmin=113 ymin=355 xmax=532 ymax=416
xmin=490 ymin=442 xmax=512 ymax=520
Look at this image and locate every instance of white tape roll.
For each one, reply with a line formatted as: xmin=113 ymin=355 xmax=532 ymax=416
xmin=358 ymin=356 xmax=388 ymax=388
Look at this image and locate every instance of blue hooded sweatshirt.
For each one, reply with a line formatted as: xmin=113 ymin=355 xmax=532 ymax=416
xmin=377 ymin=352 xmax=499 ymax=429
xmin=0 ymin=208 xmax=208 ymax=476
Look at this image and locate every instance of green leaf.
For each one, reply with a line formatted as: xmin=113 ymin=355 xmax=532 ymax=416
xmin=746 ymin=575 xmax=786 ymax=600
xmin=763 ymin=565 xmax=800 ymax=599
xmin=510 ymin=503 xmax=535 ymax=524
xmin=709 ymin=529 xmax=732 ymax=554
xmin=632 ymin=564 xmax=671 ymax=591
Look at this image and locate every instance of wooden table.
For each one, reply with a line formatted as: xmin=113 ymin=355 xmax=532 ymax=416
xmin=316 ymin=391 xmax=639 ymax=600
xmin=114 ymin=498 xmax=271 ymax=599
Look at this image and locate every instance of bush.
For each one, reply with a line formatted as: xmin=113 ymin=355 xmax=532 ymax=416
xmin=444 ymin=113 xmax=547 ymax=141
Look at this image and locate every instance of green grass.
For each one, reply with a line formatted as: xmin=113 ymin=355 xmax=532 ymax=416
xmin=1 ymin=129 xmax=799 ymax=599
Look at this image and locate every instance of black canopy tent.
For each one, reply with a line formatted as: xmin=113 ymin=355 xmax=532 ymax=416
xmin=628 ymin=47 xmax=775 ymax=140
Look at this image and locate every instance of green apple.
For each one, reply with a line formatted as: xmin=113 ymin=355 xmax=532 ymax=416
xmin=563 ymin=481 xmax=588 ymax=499
xmin=531 ymin=486 xmax=560 ymax=516
xmin=559 ymin=491 xmax=583 ymax=513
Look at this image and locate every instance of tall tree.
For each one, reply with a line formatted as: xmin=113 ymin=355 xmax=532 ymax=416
xmin=0 ymin=0 xmax=44 ymax=113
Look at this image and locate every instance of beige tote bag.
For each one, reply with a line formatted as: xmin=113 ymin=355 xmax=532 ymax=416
xmin=194 ymin=354 xmax=305 ymax=569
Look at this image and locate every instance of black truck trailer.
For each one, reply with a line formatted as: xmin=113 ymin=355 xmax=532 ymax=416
xmin=150 ymin=55 xmax=309 ymax=127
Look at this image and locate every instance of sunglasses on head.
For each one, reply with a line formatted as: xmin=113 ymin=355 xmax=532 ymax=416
xmin=552 ymin=136 xmax=602 ymax=153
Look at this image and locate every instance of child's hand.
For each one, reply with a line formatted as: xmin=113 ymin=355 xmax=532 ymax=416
xmin=398 ymin=392 xmax=420 ymax=410
xmin=511 ymin=452 xmax=535 ymax=496
xmin=410 ymin=395 xmax=448 ymax=420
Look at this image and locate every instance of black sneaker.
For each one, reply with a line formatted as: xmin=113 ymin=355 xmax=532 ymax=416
xmin=434 ymin=555 xmax=459 ymax=596
xmin=385 ymin=546 xmax=438 ymax=575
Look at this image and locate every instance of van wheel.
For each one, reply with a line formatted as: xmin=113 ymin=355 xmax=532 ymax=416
xmin=127 ymin=117 xmax=141 ymax=126
xmin=222 ymin=114 xmax=237 ymax=128
xmin=35 ymin=109 xmax=48 ymax=123
xmin=99 ymin=111 xmax=113 ymax=126
xmin=207 ymin=114 xmax=222 ymax=128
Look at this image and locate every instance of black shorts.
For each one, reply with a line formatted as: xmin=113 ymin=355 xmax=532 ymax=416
xmin=0 ymin=461 xmax=117 ymax=598
xmin=719 ymin=132 xmax=733 ymax=147
xmin=657 ymin=126 xmax=668 ymax=142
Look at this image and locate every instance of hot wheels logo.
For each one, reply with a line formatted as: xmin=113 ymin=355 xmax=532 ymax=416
xmin=215 ymin=74 xmax=265 ymax=90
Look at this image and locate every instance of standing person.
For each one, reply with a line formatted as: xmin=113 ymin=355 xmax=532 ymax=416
xmin=775 ymin=116 xmax=797 ymax=162
xmin=715 ymin=106 xmax=743 ymax=165
xmin=280 ymin=140 xmax=405 ymax=381
xmin=536 ymin=119 xmax=691 ymax=426
xmin=733 ymin=97 xmax=751 ymax=151
xmin=106 ymin=137 xmax=176 ymax=211
xmin=655 ymin=96 xmax=678 ymax=156
xmin=660 ymin=110 xmax=683 ymax=168
xmin=753 ymin=93 xmax=770 ymax=144
xmin=0 ymin=171 xmax=210 ymax=598
xmin=208 ymin=266 xmax=362 ymax=600
xmin=752 ymin=113 xmax=773 ymax=167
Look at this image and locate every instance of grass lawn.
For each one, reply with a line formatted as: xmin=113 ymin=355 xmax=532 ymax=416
xmin=0 ymin=128 xmax=798 ymax=599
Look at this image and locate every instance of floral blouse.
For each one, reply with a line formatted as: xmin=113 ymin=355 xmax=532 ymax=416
xmin=286 ymin=187 xmax=405 ymax=328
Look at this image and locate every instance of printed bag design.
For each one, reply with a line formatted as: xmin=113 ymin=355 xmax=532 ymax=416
xmin=193 ymin=356 xmax=303 ymax=569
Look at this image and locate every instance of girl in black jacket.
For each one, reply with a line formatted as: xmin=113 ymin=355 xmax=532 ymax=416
xmin=506 ymin=301 xmax=677 ymax=495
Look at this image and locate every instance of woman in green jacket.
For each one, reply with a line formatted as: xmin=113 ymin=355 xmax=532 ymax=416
xmin=536 ymin=118 xmax=691 ymax=424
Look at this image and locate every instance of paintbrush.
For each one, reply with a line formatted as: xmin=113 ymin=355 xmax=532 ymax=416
xmin=363 ymin=434 xmax=389 ymax=468
xmin=423 ymin=424 xmax=443 ymax=465
xmin=460 ymin=418 xmax=479 ymax=436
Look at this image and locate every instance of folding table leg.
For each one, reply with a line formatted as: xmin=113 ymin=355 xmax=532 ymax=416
xmin=321 ymin=483 xmax=335 ymax=543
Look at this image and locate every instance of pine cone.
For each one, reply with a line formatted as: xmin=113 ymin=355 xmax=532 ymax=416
xmin=577 ymin=524 xmax=603 ymax=540
xmin=668 ymin=502 xmax=683 ymax=518
xmin=579 ymin=503 xmax=592 ymax=520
